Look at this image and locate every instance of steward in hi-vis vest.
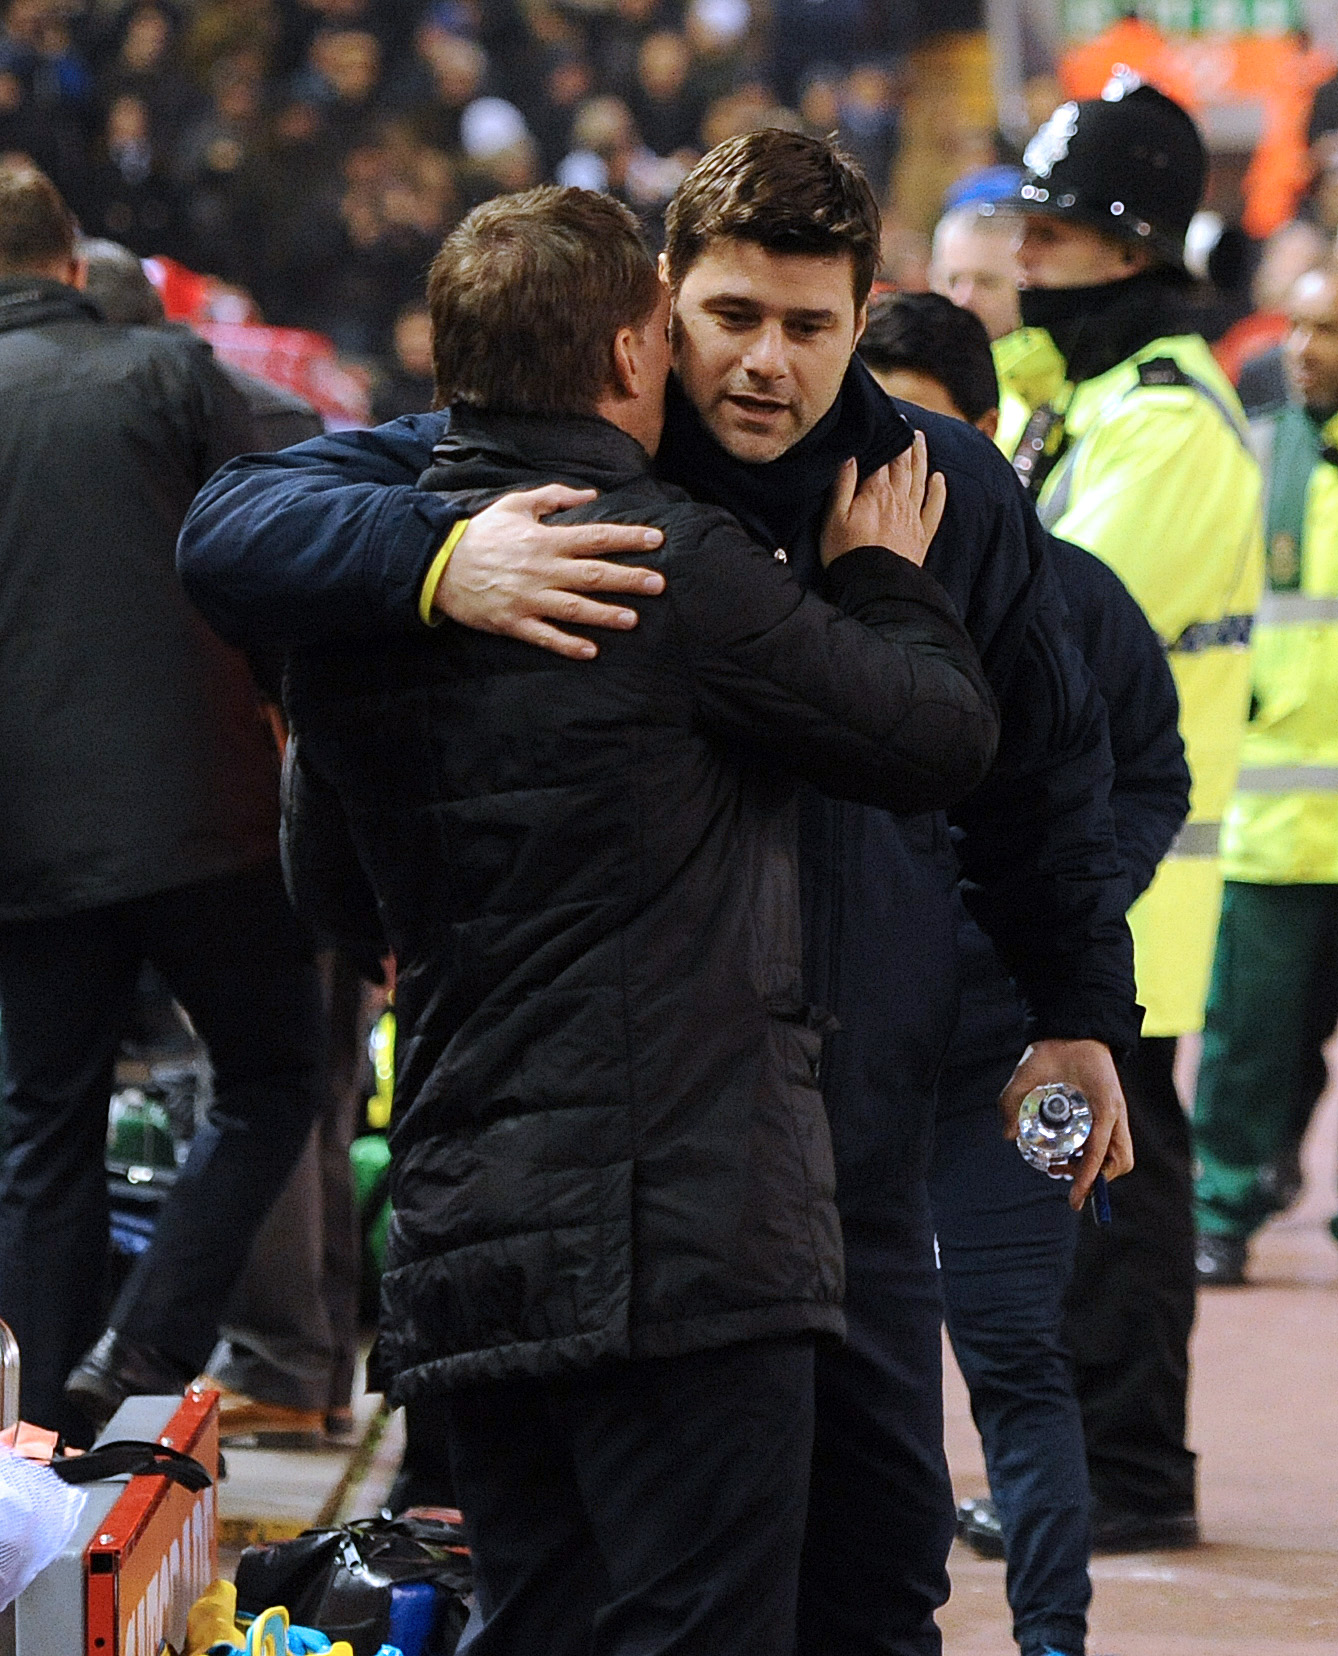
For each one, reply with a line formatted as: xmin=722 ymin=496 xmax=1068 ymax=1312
xmin=1193 ymin=263 xmax=1338 ymax=1288
xmin=992 ymin=72 xmax=1265 ymax=1544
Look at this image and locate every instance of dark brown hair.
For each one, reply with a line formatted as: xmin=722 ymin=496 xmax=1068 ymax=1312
xmin=664 ymin=129 xmax=882 ymax=306
xmin=427 ymin=185 xmax=661 ymax=415
xmin=859 ymin=291 xmax=999 ymax=425
xmin=0 ymin=163 xmax=78 ymax=276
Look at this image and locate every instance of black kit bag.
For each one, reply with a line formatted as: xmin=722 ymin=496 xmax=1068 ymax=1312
xmin=234 ymin=1514 xmax=471 ymax=1656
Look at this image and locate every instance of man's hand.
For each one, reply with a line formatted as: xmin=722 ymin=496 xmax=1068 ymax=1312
xmin=431 ymin=484 xmax=666 ymax=660
xmin=998 ymin=1037 xmax=1135 ymax=1210
xmin=820 ymin=431 xmax=947 ymax=570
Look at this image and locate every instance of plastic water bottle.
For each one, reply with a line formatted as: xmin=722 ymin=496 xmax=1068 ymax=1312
xmin=1016 ymin=1083 xmax=1092 ymax=1180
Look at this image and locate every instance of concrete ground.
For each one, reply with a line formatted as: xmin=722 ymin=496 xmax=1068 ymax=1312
xmin=217 ymin=1045 xmax=1338 ymax=1652
xmin=942 ymin=1042 xmax=1338 ymax=1655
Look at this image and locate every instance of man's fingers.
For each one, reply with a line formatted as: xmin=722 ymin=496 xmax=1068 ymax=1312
xmin=1067 ymin=1123 xmax=1111 ymax=1208
xmin=909 ymin=430 xmax=928 ymax=504
xmin=509 ymin=616 xmax=600 ymax=659
xmin=829 ymin=457 xmax=858 ymax=524
xmin=510 ymin=484 xmax=600 ymax=519
xmin=534 ymin=537 xmax=666 ymax=586
xmin=921 ymin=471 xmax=947 ymax=546
xmin=1103 ymin=1111 xmax=1135 ymax=1180
xmin=998 ymin=1073 xmax=1024 ymax=1140
xmin=541 ymin=590 xmax=640 ymax=629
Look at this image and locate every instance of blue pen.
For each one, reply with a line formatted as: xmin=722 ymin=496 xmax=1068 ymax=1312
xmin=1091 ymin=1173 xmax=1111 ymax=1226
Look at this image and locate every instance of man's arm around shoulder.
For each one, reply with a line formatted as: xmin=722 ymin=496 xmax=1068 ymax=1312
xmin=178 ymin=414 xmax=672 ymax=654
xmin=177 ymin=415 xmax=456 ymax=647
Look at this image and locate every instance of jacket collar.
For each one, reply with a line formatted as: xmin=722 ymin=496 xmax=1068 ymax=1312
xmin=656 ymin=357 xmax=914 ymax=583
xmin=421 ymin=405 xmax=652 ymax=493
xmin=0 ymin=276 xmax=101 ymax=334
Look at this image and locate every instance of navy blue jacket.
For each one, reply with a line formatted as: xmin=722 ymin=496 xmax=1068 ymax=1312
xmin=1049 ymin=537 xmax=1189 ymax=906
xmin=937 ymin=535 xmax=1189 ymax=1133
xmin=179 ymin=362 xmax=1138 ymax=1213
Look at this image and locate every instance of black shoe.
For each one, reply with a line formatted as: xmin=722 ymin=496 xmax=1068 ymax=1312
xmin=956 ymin=1495 xmax=1005 ymax=1559
xmin=64 ymin=1330 xmax=193 ymax=1431
xmin=1195 ymin=1232 xmax=1248 ymax=1287
xmin=1259 ymin=1143 xmax=1305 ymax=1214
xmin=1090 ymin=1504 xmax=1199 ymax=1554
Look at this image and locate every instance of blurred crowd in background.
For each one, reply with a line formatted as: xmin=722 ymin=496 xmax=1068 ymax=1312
xmin=8 ymin=0 xmax=1338 ymax=421
xmin=0 ymin=0 xmax=929 ymax=401
xmin=0 ymin=0 xmax=1324 ymax=421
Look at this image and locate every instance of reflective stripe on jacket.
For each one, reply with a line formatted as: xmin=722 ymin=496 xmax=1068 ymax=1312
xmin=1223 ymin=408 xmax=1338 ymax=883
xmin=997 ymin=330 xmax=1265 ymax=1036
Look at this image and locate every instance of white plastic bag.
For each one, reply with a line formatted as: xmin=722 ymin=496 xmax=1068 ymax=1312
xmin=0 ymin=1447 xmax=87 ymax=1610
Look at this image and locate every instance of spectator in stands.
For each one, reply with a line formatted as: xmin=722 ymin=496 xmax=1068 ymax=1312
xmin=529 ymin=49 xmax=595 ymax=175
xmin=590 ymin=0 xmax=663 ymax=102
xmin=82 ymin=90 xmax=188 ymax=258
xmin=631 ymin=31 xmax=702 ymax=159
xmin=371 ymin=297 xmax=436 ymax=422
xmin=837 ymin=62 xmax=899 ymax=203
xmin=290 ymin=25 xmax=386 ymax=151
xmin=390 ymin=17 xmax=487 ymax=153
xmin=683 ymin=0 xmax=750 ymax=112
xmin=101 ymin=2 xmax=202 ymax=154
xmin=457 ymin=93 xmax=538 ymax=204
xmin=183 ymin=0 xmax=282 ymax=89
xmin=175 ymin=57 xmax=266 ymax=281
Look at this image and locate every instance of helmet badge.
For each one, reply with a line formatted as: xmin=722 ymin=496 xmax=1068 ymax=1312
xmin=1023 ymin=102 xmax=1080 ymax=180
xmin=1101 ymin=64 xmax=1143 ymax=102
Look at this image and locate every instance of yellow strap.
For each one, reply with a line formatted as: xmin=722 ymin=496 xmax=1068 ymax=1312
xmin=419 ymin=519 xmax=470 ymax=627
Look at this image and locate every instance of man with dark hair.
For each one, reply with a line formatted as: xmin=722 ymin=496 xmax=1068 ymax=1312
xmin=0 ymin=163 xmax=326 ymax=1444
xmin=266 ymin=183 xmax=999 ymax=1656
xmin=860 ymin=290 xmax=1002 ymax=432
xmin=859 ymin=290 xmax=1190 ymax=1656
xmin=180 ymin=133 xmax=1138 ymax=1656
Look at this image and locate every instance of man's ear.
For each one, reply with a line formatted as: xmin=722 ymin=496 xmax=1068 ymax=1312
xmin=67 ymin=256 xmax=89 ymax=291
xmin=610 ymin=324 xmax=638 ymax=400
xmin=656 ymin=253 xmax=674 ymax=316
xmin=976 ymin=407 xmax=1000 ymax=441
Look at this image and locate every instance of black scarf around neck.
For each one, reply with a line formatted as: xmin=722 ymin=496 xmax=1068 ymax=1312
xmin=655 ymin=359 xmax=914 ymax=589
xmin=1019 ymin=270 xmax=1192 ymax=386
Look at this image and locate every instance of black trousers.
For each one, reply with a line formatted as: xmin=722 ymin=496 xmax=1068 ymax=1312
xmin=932 ymin=918 xmax=1089 ymax=1656
xmin=443 ymin=1336 xmax=815 ymax=1656
xmin=210 ymin=951 xmax=368 ymax=1414
xmin=798 ymin=1193 xmax=954 ymax=1656
xmin=0 ymin=860 xmax=323 ymax=1440
xmin=1063 ymin=1035 xmax=1197 ymax=1517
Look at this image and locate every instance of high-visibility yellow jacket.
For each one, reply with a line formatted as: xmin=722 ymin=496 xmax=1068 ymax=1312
xmin=996 ymin=329 xmax=1265 ymax=1036
xmin=1222 ymin=405 xmax=1338 ymax=884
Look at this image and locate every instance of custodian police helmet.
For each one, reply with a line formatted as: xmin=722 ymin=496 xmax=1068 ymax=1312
xmin=1014 ymin=70 xmax=1206 ymax=272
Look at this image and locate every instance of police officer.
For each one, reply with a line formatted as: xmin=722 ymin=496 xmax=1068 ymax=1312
xmin=992 ymin=74 xmax=1265 ymax=1550
xmin=1193 ymin=263 xmax=1338 ymax=1285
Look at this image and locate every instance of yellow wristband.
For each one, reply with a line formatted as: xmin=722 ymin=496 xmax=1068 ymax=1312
xmin=419 ymin=519 xmax=470 ymax=626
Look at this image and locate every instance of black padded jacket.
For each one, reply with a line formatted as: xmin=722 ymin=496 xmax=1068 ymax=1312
xmin=282 ymin=408 xmax=999 ymax=1398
